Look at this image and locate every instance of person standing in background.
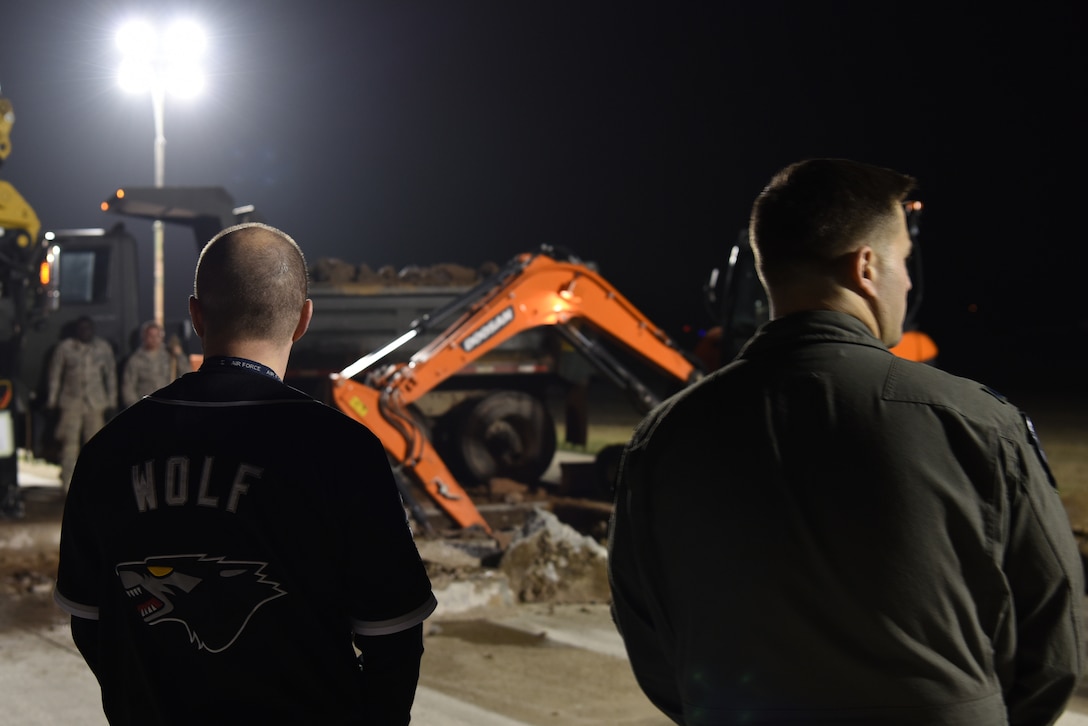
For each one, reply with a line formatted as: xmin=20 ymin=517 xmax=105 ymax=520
xmin=121 ymin=320 xmax=191 ymax=407
xmin=46 ymin=316 xmax=116 ymax=490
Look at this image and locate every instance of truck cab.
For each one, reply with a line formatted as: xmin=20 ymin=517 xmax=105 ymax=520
xmin=15 ymin=225 xmax=141 ymax=458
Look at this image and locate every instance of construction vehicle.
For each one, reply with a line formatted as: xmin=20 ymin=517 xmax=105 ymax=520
xmin=96 ymin=186 xmax=559 ymax=397
xmin=286 ymin=260 xmax=559 ymax=403
xmin=328 ymin=204 xmax=936 ymax=535
xmin=328 ymin=246 xmax=705 ymax=534
xmin=100 ymin=186 xmax=935 ymax=537
xmin=102 ymin=184 xmax=703 ymax=535
xmin=1 ymin=88 xmax=59 ymax=516
xmin=2 ymin=89 xmax=172 ymax=513
xmin=99 ymin=188 xmax=688 ymax=534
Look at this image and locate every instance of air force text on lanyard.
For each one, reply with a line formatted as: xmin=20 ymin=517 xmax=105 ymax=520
xmin=202 ymin=356 xmax=281 ymax=382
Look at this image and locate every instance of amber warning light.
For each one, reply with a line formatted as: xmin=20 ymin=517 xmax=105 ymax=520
xmin=39 ymin=244 xmax=58 ymax=288
xmin=102 ymin=188 xmax=126 ymax=212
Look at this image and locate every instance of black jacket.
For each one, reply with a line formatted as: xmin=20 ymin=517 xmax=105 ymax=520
xmin=608 ymin=311 xmax=1084 ymax=725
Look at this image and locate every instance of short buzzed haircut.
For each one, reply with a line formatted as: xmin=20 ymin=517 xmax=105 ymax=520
xmin=194 ymin=223 xmax=309 ymax=343
xmin=749 ymin=158 xmax=916 ymax=288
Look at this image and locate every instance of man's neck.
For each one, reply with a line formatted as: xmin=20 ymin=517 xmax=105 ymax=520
xmin=200 ymin=342 xmax=290 ymax=380
xmin=770 ymin=287 xmax=879 ymax=340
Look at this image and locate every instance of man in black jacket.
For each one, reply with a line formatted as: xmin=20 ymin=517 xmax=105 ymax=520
xmin=55 ymin=222 xmax=436 ymax=725
xmin=608 ymin=158 xmax=1084 ymax=725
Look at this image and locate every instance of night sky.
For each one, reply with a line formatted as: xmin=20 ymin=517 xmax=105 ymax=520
xmin=2 ymin=1 xmax=1084 ymax=390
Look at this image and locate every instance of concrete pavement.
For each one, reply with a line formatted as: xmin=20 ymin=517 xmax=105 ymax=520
xmin=5 ymin=458 xmax=1088 ymax=725
xmin=0 ymin=619 xmax=544 ymax=726
xmin=5 ymin=602 xmax=1088 ymax=726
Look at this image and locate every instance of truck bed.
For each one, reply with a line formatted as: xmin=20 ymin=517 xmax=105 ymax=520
xmin=288 ymin=282 xmax=555 ymax=396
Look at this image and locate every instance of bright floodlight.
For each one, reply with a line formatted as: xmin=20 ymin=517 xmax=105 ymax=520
xmin=163 ymin=20 xmax=206 ymax=59
xmin=113 ymin=16 xmax=207 ymax=327
xmin=163 ymin=63 xmax=204 ymax=98
xmin=115 ymin=20 xmax=156 ymax=58
xmin=117 ymin=58 xmax=155 ymax=93
xmin=116 ymin=18 xmax=206 ymax=97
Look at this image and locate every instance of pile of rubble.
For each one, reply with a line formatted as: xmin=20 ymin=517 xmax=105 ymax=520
xmin=309 ymin=258 xmax=500 ymax=287
xmin=420 ymin=508 xmax=611 ymax=617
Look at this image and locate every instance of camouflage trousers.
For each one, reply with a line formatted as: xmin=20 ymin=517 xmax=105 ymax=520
xmin=0 ymin=454 xmax=22 ymax=519
xmin=55 ymin=402 xmax=106 ymax=491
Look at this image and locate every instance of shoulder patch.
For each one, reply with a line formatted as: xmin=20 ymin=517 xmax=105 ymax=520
xmin=1022 ymin=412 xmax=1058 ymax=489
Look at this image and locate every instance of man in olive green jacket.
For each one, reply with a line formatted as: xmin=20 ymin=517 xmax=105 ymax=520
xmin=608 ymin=159 xmax=1084 ymax=725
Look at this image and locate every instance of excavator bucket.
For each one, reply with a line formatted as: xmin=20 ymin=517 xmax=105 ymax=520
xmin=330 ymin=375 xmax=493 ymax=534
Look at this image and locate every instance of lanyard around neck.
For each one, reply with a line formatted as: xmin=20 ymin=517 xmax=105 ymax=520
xmin=201 ymin=356 xmax=281 ymax=382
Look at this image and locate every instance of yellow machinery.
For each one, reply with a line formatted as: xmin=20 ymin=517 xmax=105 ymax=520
xmin=1 ymin=88 xmax=58 ymax=519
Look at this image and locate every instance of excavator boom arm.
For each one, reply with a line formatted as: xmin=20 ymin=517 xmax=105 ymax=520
xmin=375 ymin=250 xmax=701 ymax=403
xmin=331 ymin=247 xmax=703 ymax=534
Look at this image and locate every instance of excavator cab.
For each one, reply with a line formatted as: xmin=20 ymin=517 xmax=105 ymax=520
xmin=701 ymin=200 xmax=935 ymax=369
xmin=699 ymin=229 xmax=769 ymax=370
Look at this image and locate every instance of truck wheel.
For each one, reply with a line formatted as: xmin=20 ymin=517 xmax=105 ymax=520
xmin=435 ymin=390 xmax=557 ymax=485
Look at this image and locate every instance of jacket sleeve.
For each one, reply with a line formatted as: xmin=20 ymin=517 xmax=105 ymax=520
xmin=70 ymin=616 xmax=102 ymax=684
xmin=354 ymin=624 xmax=424 ymax=725
xmin=1002 ymin=415 xmax=1085 ymax=726
xmin=607 ymin=438 xmax=686 ymax=724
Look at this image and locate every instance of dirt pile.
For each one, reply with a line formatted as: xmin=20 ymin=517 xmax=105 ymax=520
xmin=415 ymin=507 xmax=611 ymax=615
xmin=309 ymin=259 xmax=499 ymax=287
xmin=498 ymin=508 xmax=610 ymax=604
xmin=0 ymin=520 xmax=63 ymax=630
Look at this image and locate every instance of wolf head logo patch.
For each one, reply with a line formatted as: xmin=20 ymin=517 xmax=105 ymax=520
xmin=116 ymin=554 xmax=287 ymax=653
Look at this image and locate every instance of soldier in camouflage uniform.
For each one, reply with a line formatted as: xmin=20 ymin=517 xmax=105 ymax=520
xmin=47 ymin=316 xmax=117 ymax=490
xmin=121 ymin=320 xmax=191 ymax=408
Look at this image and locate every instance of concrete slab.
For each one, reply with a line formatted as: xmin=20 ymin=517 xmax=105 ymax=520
xmin=0 ymin=624 xmax=106 ymax=726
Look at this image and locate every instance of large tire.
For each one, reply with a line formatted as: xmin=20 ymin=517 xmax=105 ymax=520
xmin=433 ymin=390 xmax=557 ymax=485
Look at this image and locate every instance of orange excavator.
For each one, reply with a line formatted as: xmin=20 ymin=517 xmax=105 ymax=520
xmin=94 ymin=185 xmax=938 ymax=537
xmin=330 ymin=207 xmax=938 ymax=536
xmin=330 ymin=246 xmax=704 ymax=535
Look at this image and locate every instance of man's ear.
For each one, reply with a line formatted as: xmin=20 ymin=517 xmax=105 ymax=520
xmin=852 ymin=246 xmax=879 ymax=299
xmin=292 ymin=299 xmax=313 ymax=343
xmin=188 ymin=296 xmax=205 ymax=337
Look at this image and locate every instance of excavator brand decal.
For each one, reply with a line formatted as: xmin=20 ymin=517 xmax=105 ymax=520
xmin=462 ymin=306 xmax=515 ymax=352
xmin=329 ymin=250 xmax=704 ymax=534
xmin=434 ymin=479 xmax=463 ymax=500
xmin=348 ymin=397 xmax=368 ymax=418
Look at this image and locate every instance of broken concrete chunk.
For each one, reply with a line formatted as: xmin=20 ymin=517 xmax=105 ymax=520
xmin=499 ymin=508 xmax=609 ymax=604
